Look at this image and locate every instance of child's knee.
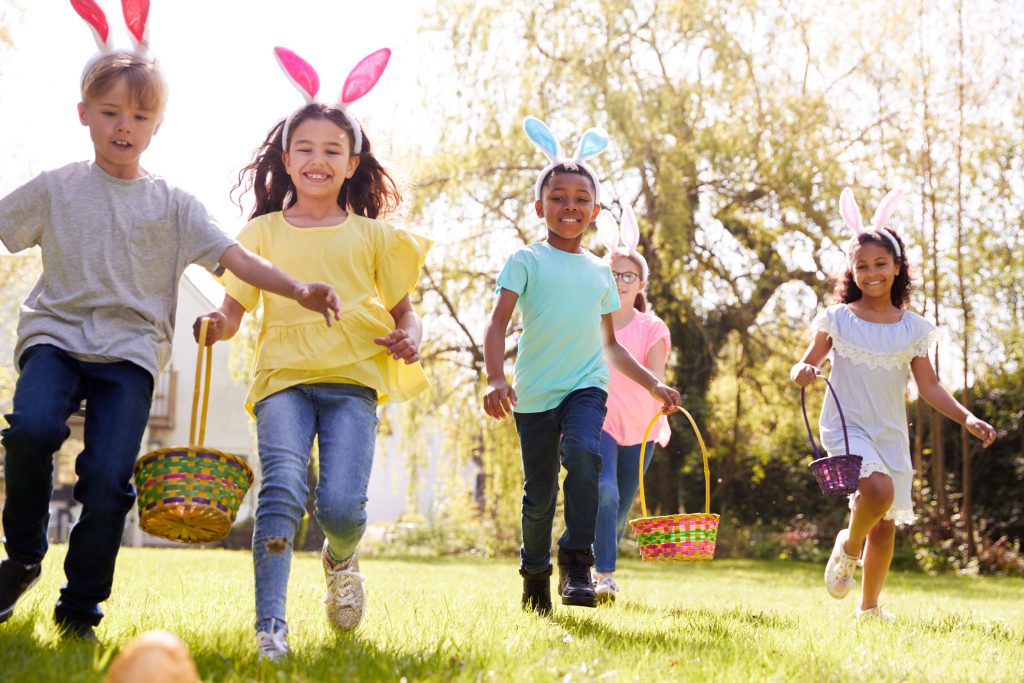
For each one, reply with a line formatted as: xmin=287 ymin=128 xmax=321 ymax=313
xmin=316 ymin=494 xmax=367 ymax=537
xmin=855 ymin=473 xmax=894 ymax=512
xmin=598 ymin=480 xmax=619 ymax=509
xmin=1 ymin=413 xmax=68 ymax=456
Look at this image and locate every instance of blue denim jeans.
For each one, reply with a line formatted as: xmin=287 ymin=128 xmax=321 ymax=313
xmin=593 ymin=431 xmax=655 ymax=573
xmin=251 ymin=382 xmax=378 ymax=634
xmin=513 ymin=387 xmax=607 ymax=575
xmin=1 ymin=344 xmax=153 ymax=626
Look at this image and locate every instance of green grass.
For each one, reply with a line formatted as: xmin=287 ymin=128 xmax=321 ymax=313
xmin=2 ymin=547 xmax=1023 ymax=682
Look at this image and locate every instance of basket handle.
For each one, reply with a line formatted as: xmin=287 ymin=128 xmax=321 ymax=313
xmin=188 ymin=317 xmax=214 ymax=448
xmin=637 ymin=406 xmax=711 ymax=519
xmin=800 ymin=374 xmax=851 ymax=458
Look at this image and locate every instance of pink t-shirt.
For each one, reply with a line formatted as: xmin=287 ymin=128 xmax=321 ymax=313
xmin=603 ymin=311 xmax=672 ymax=447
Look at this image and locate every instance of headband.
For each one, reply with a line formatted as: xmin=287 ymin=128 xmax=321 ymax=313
xmin=275 ymin=46 xmax=390 ymax=155
xmin=72 ymin=0 xmax=153 ymax=86
xmin=596 ymin=205 xmax=649 ymax=281
xmin=523 ymin=116 xmax=609 ymax=203
xmin=839 ymin=187 xmax=904 ymax=258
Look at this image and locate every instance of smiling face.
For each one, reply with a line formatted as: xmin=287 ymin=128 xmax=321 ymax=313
xmin=283 ymin=116 xmax=360 ymax=204
xmin=77 ymin=75 xmax=162 ymax=180
xmin=849 ymin=241 xmax=900 ymax=301
xmin=610 ymin=252 xmax=645 ymax=304
xmin=534 ymin=172 xmax=599 ymax=250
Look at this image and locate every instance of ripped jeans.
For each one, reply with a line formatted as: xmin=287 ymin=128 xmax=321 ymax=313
xmin=251 ymin=383 xmax=378 ymax=634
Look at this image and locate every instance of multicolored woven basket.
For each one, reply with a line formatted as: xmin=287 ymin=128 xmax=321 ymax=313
xmin=803 ymin=375 xmax=862 ymax=496
xmin=629 ymin=407 xmax=719 ymax=562
xmin=134 ymin=318 xmax=254 ymax=543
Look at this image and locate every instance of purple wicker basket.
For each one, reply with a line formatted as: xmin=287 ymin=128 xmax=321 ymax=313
xmin=802 ymin=376 xmax=862 ymax=496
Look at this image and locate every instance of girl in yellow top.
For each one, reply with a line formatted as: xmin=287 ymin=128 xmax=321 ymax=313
xmin=195 ymin=47 xmax=431 ymax=659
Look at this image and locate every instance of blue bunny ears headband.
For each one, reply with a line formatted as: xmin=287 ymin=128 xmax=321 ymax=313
xmin=524 ymin=116 xmax=609 ymax=202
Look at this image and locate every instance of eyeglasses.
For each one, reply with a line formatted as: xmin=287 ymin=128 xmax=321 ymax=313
xmin=612 ymin=271 xmax=640 ymax=284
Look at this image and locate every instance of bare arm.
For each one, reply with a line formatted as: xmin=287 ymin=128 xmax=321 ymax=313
xmin=218 ymin=244 xmax=341 ymax=326
xmin=482 ymin=288 xmax=519 ymax=419
xmin=911 ymin=355 xmax=996 ymax=447
xmin=373 ymin=295 xmax=423 ymax=364
xmin=790 ymin=330 xmax=832 ymax=387
xmin=601 ymin=314 xmax=680 ymax=410
xmin=193 ymin=294 xmax=246 ymax=345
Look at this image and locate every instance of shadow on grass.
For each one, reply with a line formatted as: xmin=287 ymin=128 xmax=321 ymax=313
xmin=0 ymin=618 xmax=118 ymax=683
xmin=190 ymin=629 xmax=480 ymax=682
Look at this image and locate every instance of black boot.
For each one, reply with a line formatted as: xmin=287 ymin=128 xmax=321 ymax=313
xmin=520 ymin=566 xmax=553 ymax=615
xmin=557 ymin=548 xmax=597 ymax=608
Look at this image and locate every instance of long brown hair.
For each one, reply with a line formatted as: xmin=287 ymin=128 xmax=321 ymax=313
xmin=233 ymin=103 xmax=401 ymax=220
xmin=832 ymin=228 xmax=913 ymax=308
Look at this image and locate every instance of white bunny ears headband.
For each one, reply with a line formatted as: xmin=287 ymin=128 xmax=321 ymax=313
xmin=72 ymin=0 xmax=153 ymax=85
xmin=274 ymin=47 xmax=390 ymax=155
xmin=839 ymin=187 xmax=904 ymax=258
xmin=524 ymin=116 xmax=609 ymax=202
xmin=596 ymin=205 xmax=649 ymax=281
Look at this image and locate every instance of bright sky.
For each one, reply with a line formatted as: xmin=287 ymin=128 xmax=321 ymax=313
xmin=0 ymin=0 xmax=432 ymax=283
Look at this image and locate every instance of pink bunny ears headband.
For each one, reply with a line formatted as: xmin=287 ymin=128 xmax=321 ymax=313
xmin=274 ymin=47 xmax=390 ymax=155
xmin=524 ymin=116 xmax=609 ymax=202
xmin=596 ymin=205 xmax=649 ymax=281
xmin=72 ymin=0 xmax=153 ymax=84
xmin=840 ymin=187 xmax=904 ymax=258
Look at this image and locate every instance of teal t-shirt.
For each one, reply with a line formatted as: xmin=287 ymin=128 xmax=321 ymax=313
xmin=496 ymin=241 xmax=620 ymax=413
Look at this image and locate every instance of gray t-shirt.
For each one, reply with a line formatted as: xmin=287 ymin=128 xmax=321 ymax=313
xmin=0 ymin=161 xmax=237 ymax=378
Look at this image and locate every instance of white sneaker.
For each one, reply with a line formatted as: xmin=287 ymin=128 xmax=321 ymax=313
xmin=856 ymin=606 xmax=896 ymax=622
xmin=595 ymin=575 xmax=618 ymax=605
xmin=322 ymin=541 xmax=366 ymax=631
xmin=824 ymin=529 xmax=859 ymax=599
xmin=256 ymin=623 xmax=289 ymax=661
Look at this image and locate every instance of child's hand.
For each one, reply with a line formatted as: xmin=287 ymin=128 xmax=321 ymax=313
xmin=965 ymin=415 xmax=997 ymax=447
xmin=651 ymin=382 xmax=681 ymax=412
xmin=296 ymin=282 xmax=342 ymax=326
xmin=373 ymin=329 xmax=420 ymax=364
xmin=483 ymin=379 xmax=517 ymax=420
xmin=790 ymin=362 xmax=819 ymax=387
xmin=193 ymin=312 xmax=226 ymax=345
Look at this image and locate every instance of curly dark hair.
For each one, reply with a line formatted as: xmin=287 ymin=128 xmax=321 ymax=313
xmin=539 ymin=162 xmax=596 ymax=196
xmin=832 ymin=228 xmax=913 ymax=308
xmin=233 ymin=103 xmax=401 ymax=220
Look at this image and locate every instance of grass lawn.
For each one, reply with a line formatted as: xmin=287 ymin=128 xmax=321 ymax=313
xmin=1 ymin=546 xmax=1022 ymax=682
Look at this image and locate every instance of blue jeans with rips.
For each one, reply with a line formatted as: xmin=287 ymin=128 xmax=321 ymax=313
xmin=250 ymin=382 xmax=378 ymax=634
xmin=513 ymin=387 xmax=607 ymax=575
xmin=593 ymin=431 xmax=655 ymax=573
xmin=1 ymin=344 xmax=153 ymax=626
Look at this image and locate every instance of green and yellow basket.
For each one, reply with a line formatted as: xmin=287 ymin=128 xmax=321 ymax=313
xmin=134 ymin=318 xmax=254 ymax=543
xmin=629 ymin=407 xmax=719 ymax=561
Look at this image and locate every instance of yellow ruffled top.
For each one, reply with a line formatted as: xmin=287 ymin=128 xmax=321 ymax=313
xmin=222 ymin=211 xmax=433 ymax=414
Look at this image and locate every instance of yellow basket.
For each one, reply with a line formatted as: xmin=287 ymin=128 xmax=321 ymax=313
xmin=628 ymin=407 xmax=719 ymax=561
xmin=134 ymin=318 xmax=254 ymax=543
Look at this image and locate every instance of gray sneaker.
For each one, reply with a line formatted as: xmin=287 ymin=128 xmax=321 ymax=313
xmin=595 ymin=575 xmax=618 ymax=605
xmin=322 ymin=541 xmax=366 ymax=630
xmin=256 ymin=623 xmax=289 ymax=661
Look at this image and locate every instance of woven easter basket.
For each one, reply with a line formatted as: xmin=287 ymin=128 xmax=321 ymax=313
xmin=629 ymin=407 xmax=719 ymax=562
xmin=134 ymin=318 xmax=254 ymax=543
xmin=802 ymin=375 xmax=862 ymax=496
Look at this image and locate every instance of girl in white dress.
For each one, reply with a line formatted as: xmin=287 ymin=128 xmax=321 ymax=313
xmin=791 ymin=187 xmax=995 ymax=621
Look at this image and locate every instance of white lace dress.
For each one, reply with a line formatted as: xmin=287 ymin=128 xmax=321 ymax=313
xmin=812 ymin=304 xmax=939 ymax=524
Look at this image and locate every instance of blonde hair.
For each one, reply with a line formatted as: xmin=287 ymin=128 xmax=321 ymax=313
xmin=81 ymin=52 xmax=167 ymax=114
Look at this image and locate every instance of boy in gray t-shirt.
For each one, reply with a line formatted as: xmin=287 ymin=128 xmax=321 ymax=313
xmin=0 ymin=26 xmax=340 ymax=640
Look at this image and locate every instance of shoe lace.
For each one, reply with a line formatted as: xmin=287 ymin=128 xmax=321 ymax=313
xmin=566 ymin=563 xmax=591 ymax=585
xmin=257 ymin=624 xmax=288 ymax=658
xmin=599 ymin=576 xmax=618 ymax=591
xmin=324 ymin=565 xmax=366 ymax=610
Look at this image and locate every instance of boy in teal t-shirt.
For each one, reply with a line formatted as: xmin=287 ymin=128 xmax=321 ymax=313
xmin=483 ymin=118 xmax=680 ymax=614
